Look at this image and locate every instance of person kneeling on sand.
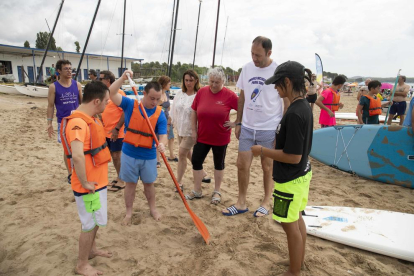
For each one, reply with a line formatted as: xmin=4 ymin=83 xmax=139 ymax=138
xmin=60 ymin=81 xmax=113 ymax=276
xmin=109 ymin=70 xmax=168 ymax=224
xmin=252 ymin=61 xmax=314 ymax=276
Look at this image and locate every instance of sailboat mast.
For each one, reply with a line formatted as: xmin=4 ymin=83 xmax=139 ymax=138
xmin=168 ymin=0 xmax=180 ymax=77
xmin=220 ymin=16 xmax=228 ymax=66
xmin=74 ymin=0 xmax=102 ymax=80
xmin=192 ymin=0 xmax=202 ymax=69
xmin=167 ymin=0 xmax=176 ymax=74
xmin=120 ymin=0 xmax=126 ymax=75
xmin=212 ymin=0 xmax=220 ymax=68
xmin=35 ymin=0 xmax=65 ymax=84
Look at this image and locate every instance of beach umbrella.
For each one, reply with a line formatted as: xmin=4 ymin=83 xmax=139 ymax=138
xmin=381 ymin=83 xmax=393 ymax=90
xmin=126 ymin=73 xmax=210 ymax=244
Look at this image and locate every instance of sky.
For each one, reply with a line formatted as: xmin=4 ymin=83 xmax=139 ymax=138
xmin=1 ymin=0 xmax=413 ymax=78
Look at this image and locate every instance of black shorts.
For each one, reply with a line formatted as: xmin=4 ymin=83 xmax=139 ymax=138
xmin=106 ymin=137 xmax=124 ymax=152
xmin=306 ymin=94 xmax=317 ymax=103
xmin=389 ymin=101 xmax=407 ymax=116
xmin=191 ymin=142 xmax=228 ymax=170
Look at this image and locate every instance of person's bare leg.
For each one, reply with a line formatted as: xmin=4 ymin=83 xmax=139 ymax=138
xmin=156 ymin=148 xmax=161 ymax=167
xmin=122 ymin=182 xmax=137 ymax=226
xmin=143 ymin=183 xmax=161 ymax=221
xmin=399 ymin=115 xmax=405 ymax=126
xmin=191 ymin=169 xmax=204 ymax=194
xmin=211 ymin=169 xmax=224 ymax=204
xmin=255 ymin=155 xmax=274 ymax=217
xmin=76 ymin=226 xmax=103 ymax=276
xmin=177 ymin=147 xmax=190 ymax=183
xmin=281 ymin=221 xmax=303 ymax=276
xmin=387 ymin=114 xmax=395 ymax=125
xmin=310 ymin=103 xmax=314 ymax=113
xmin=108 ymin=151 xmax=124 ymax=189
xmin=222 ymin=151 xmax=253 ymax=213
xmin=298 ymin=212 xmax=307 ymax=267
xmin=168 ymin=138 xmax=175 ymax=159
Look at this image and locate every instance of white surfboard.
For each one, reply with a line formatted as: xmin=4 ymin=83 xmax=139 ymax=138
xmin=303 ymin=206 xmax=414 ymax=262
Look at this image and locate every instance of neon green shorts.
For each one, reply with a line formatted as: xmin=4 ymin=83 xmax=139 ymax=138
xmin=272 ymin=170 xmax=312 ymax=223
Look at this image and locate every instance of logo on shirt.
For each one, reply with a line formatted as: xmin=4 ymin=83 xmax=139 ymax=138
xmin=248 ymin=77 xmax=266 ymax=102
xmin=72 ymin=126 xmax=82 ymax=130
xmin=216 ymin=101 xmax=224 ymax=105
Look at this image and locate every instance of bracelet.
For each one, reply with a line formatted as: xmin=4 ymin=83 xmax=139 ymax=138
xmin=260 ymin=146 xmax=263 ymax=157
xmin=115 ymin=127 xmax=120 ymax=131
xmin=236 ymin=123 xmax=242 ymax=126
xmin=47 ymin=118 xmax=53 ymax=121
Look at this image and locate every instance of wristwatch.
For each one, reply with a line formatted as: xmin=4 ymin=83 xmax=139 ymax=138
xmin=236 ymin=123 xmax=242 ymax=126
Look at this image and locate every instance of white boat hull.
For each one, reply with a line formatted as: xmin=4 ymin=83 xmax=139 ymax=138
xmin=14 ymin=85 xmax=49 ymax=98
xmin=0 ymin=84 xmax=21 ymax=95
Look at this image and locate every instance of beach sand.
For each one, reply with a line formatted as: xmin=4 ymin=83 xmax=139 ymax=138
xmin=0 ymin=90 xmax=413 ymax=276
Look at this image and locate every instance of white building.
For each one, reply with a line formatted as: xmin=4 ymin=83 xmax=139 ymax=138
xmin=0 ymin=44 xmax=143 ymax=83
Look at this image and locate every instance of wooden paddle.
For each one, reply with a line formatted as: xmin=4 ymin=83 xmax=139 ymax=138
xmin=126 ymin=74 xmax=210 ymax=244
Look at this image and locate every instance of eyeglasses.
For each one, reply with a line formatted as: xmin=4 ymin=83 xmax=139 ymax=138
xmin=62 ymin=67 xmax=72 ymax=71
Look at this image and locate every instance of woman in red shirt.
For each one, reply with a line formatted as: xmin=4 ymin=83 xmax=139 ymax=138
xmin=185 ymin=67 xmax=238 ymax=204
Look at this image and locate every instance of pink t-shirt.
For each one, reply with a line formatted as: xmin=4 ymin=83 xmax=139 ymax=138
xmin=319 ymin=89 xmax=337 ymax=126
xmin=192 ymin=86 xmax=238 ymax=146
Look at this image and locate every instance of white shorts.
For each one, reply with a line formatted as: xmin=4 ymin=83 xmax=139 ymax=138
xmin=74 ymin=188 xmax=107 ymax=232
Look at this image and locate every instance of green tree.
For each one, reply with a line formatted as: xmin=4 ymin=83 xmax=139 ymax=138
xmin=35 ymin=32 xmax=57 ymax=50
xmin=74 ymin=41 xmax=80 ymax=53
xmin=24 ymin=40 xmax=30 ymax=48
xmin=56 ymin=46 xmax=63 ymax=51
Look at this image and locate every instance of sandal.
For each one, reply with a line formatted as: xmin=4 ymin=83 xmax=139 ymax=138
xmin=211 ymin=191 xmax=222 ymax=205
xmin=202 ymin=177 xmax=211 ymax=183
xmin=108 ymin=180 xmax=125 ymax=192
xmin=168 ymin=157 xmax=179 ymax=162
xmin=156 ymin=162 xmax=161 ymax=168
xmin=175 ymin=184 xmax=184 ymax=193
xmin=185 ymin=190 xmax=203 ymax=200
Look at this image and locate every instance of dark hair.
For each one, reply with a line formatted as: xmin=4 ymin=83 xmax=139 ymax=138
xmin=99 ymin=70 xmax=115 ymax=84
xmin=158 ymin=75 xmax=171 ymax=89
xmin=89 ymin=69 xmax=97 ymax=76
xmin=273 ymin=68 xmax=313 ymax=97
xmin=368 ymin=80 xmax=381 ymax=91
xmin=400 ymin=75 xmax=406 ymax=82
xmin=144 ymin=81 xmax=162 ymax=94
xmin=252 ymin=36 xmax=272 ymax=54
xmin=332 ymin=75 xmax=347 ymax=86
xmin=82 ymin=81 xmax=109 ymax=103
xmin=56 ymin=59 xmax=71 ymax=71
xmin=182 ymin=70 xmax=200 ymax=92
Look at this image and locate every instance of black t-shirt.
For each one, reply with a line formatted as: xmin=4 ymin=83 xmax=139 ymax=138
xmin=273 ymin=98 xmax=313 ymax=183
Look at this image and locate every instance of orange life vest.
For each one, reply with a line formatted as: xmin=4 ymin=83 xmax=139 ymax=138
xmin=60 ymin=112 xmax=111 ymax=169
xmin=324 ymin=88 xmax=341 ymax=111
xmin=364 ymin=95 xmax=382 ymax=116
xmin=123 ymin=101 xmax=162 ymax=148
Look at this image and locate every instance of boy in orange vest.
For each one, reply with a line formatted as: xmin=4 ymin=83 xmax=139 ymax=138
xmin=60 ymin=81 xmax=112 ymax=276
xmin=357 ymin=80 xmax=389 ymax=124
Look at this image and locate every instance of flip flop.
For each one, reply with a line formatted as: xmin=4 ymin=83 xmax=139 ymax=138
xmin=168 ymin=157 xmax=179 ymax=162
xmin=156 ymin=162 xmax=161 ymax=168
xmin=253 ymin=206 xmax=269 ymax=217
xmin=108 ymin=180 xmax=125 ymax=192
xmin=222 ymin=205 xmax=249 ymax=216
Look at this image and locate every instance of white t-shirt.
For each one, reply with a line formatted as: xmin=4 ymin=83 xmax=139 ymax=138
xmin=237 ymin=60 xmax=283 ymax=130
xmin=171 ymin=90 xmax=196 ymax=137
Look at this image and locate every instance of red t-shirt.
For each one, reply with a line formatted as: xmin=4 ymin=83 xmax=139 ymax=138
xmin=191 ymin=86 xmax=238 ymax=146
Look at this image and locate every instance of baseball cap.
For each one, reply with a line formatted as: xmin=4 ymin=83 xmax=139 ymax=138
xmin=265 ymin=61 xmax=305 ymax=85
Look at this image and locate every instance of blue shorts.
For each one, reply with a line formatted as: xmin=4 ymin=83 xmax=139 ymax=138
xmin=57 ymin=122 xmax=62 ymax=143
xmin=238 ymin=125 xmax=275 ymax=152
xmin=106 ymin=137 xmax=123 ymax=152
xmin=120 ymin=153 xmax=157 ymax=184
xmin=389 ymin=101 xmax=407 ymax=116
xmin=168 ymin=124 xmax=174 ymax=140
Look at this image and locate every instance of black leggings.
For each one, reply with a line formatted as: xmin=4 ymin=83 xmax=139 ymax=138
xmin=191 ymin=142 xmax=228 ymax=170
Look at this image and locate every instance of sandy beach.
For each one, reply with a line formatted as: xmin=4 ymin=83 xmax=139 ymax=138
xmin=0 ymin=89 xmax=413 ymax=276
